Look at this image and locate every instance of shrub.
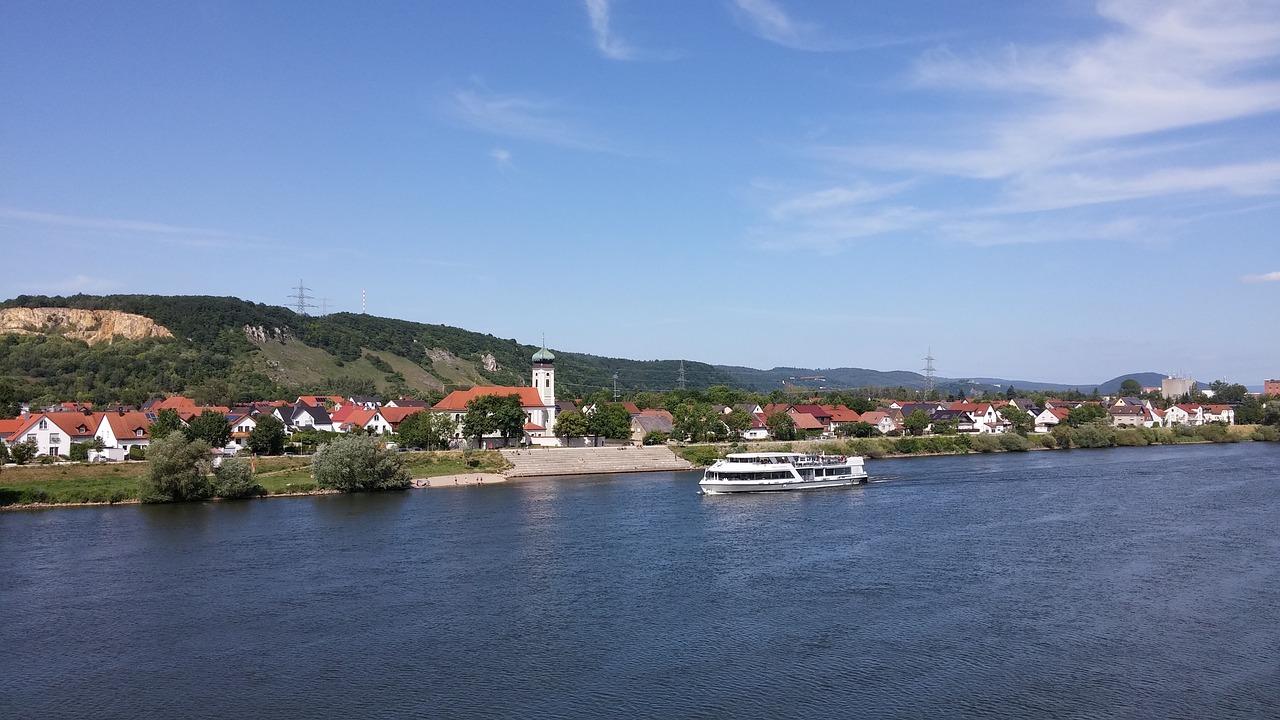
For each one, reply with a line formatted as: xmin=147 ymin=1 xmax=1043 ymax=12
xmin=998 ymin=433 xmax=1030 ymax=452
xmin=643 ymin=431 xmax=669 ymax=446
xmin=970 ymin=435 xmax=1002 ymax=453
xmin=1251 ymin=426 xmax=1280 ymax=442
xmin=212 ymin=459 xmax=265 ymax=499
xmin=1195 ymin=424 xmax=1236 ymax=443
xmin=1050 ymin=425 xmax=1075 ymax=449
xmin=1073 ymin=423 xmax=1117 ymax=448
xmin=139 ymin=434 xmax=214 ymax=503
xmin=1114 ymin=428 xmax=1149 ymax=447
xmin=676 ymin=445 xmax=723 ymax=466
xmin=69 ymin=442 xmax=90 ymax=462
xmin=127 ymin=446 xmax=146 ymax=461
xmin=1034 ymin=433 xmax=1058 ymax=449
xmin=311 ymin=435 xmax=411 ymax=492
xmin=9 ymin=440 xmax=36 ymax=464
xmin=847 ymin=438 xmax=889 ymax=459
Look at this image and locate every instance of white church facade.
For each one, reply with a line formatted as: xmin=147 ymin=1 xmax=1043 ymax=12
xmin=431 ymin=344 xmax=561 ymax=447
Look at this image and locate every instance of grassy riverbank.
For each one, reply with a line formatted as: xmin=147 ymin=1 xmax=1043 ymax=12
xmin=0 ymin=450 xmax=510 ymax=507
xmin=675 ymin=424 xmax=1274 ymax=466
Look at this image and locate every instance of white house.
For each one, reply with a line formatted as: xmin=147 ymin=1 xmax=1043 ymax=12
xmin=431 ymin=344 xmax=560 ymax=447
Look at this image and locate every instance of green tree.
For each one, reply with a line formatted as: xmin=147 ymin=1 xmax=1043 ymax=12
xmin=247 ymin=415 xmax=286 ymax=455
xmin=69 ymin=442 xmax=90 ymax=462
xmin=903 ymin=410 xmax=931 ymax=436
xmin=839 ymin=421 xmax=880 ymax=438
xmin=765 ymin=411 xmax=797 ymax=441
xmin=396 ymin=411 xmax=457 ymax=450
xmin=462 ymin=394 xmax=527 ymax=447
xmin=185 ymin=409 xmax=231 ymax=448
xmin=1236 ymin=395 xmax=1265 ymax=425
xmin=311 ymin=435 xmax=410 ymax=492
xmin=1208 ymin=380 xmax=1248 ymax=403
xmin=190 ymin=377 xmax=232 ymax=407
xmin=642 ymin=430 xmax=669 ymax=445
xmin=10 ymin=439 xmax=37 ymax=465
xmin=212 ymin=458 xmax=265 ymax=499
xmin=0 ymin=377 xmax=20 ymax=418
xmin=999 ymin=406 xmax=1034 ymax=437
xmin=0 ymin=442 xmax=9 ymax=464
xmin=139 ymin=433 xmax=213 ymax=503
xmin=1119 ymin=378 xmax=1143 ymax=396
xmin=587 ymin=403 xmax=633 ymax=441
xmin=674 ymin=402 xmax=723 ymax=442
xmin=149 ymin=408 xmax=185 ymax=440
xmin=723 ymin=408 xmax=753 ymax=438
xmin=553 ymin=409 xmax=589 ymax=440
xmin=1066 ymin=404 xmax=1108 ymax=427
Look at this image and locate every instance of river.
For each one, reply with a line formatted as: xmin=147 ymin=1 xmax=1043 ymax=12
xmin=2 ymin=442 xmax=1277 ymax=718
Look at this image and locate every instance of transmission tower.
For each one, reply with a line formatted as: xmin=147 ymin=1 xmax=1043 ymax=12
xmin=921 ymin=349 xmax=937 ymax=399
xmin=319 ymin=297 xmax=331 ymax=316
xmin=613 ymin=372 xmax=620 ymax=401
xmin=290 ymin=279 xmax=316 ymax=316
xmin=677 ymin=360 xmax=687 ymax=391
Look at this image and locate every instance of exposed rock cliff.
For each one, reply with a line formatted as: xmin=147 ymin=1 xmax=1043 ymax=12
xmin=0 ymin=307 xmax=173 ymax=344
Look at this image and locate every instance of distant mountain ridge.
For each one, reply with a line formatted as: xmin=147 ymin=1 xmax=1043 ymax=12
xmin=1 ymin=293 xmax=1178 ymax=401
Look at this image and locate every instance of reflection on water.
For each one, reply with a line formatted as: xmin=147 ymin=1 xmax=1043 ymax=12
xmin=2 ymin=443 xmax=1278 ymax=719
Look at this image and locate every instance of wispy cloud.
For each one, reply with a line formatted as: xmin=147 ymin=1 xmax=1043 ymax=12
xmin=1242 ymin=271 xmax=1280 ymax=283
xmin=0 ymin=206 xmax=228 ymax=239
xmin=450 ymin=87 xmax=626 ymax=154
xmin=729 ymin=0 xmax=827 ymax=51
xmin=489 ymin=147 xmax=513 ymax=167
xmin=750 ymin=0 xmax=1280 ymax=251
xmin=584 ymin=0 xmax=636 ymax=60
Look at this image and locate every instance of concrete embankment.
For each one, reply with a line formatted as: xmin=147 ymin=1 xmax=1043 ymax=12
xmin=499 ymin=446 xmax=695 ymax=478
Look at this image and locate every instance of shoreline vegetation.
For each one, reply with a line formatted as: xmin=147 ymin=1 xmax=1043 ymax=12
xmin=1 ymin=423 xmax=1272 ymax=509
xmin=0 ymin=449 xmax=511 ymax=509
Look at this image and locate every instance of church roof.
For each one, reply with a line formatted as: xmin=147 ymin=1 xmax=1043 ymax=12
xmin=433 ymin=387 xmax=548 ymax=412
xmin=532 ymin=345 xmax=555 ymax=363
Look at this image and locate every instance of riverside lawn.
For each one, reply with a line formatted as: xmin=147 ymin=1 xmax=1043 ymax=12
xmin=0 ymin=450 xmax=510 ymax=507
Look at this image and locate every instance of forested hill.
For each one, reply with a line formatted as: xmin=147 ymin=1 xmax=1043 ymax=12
xmin=0 ymin=294 xmax=734 ymax=405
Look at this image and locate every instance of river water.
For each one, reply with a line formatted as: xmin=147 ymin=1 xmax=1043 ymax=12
xmin=2 ymin=443 xmax=1278 ymax=718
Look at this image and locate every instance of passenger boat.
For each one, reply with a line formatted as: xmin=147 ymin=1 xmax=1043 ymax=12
xmin=699 ymin=452 xmax=867 ymax=494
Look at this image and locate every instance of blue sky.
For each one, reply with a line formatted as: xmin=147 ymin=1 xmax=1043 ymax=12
xmin=2 ymin=0 xmax=1278 ymax=386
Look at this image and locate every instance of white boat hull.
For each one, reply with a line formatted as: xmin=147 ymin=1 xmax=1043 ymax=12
xmin=699 ymin=473 xmax=866 ymax=494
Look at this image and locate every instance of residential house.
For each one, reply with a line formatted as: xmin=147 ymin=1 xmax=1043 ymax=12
xmin=1202 ymin=405 xmax=1236 ymax=424
xmin=1108 ymin=404 xmax=1146 ymax=427
xmin=8 ymin=412 xmax=102 ymax=457
xmin=275 ymin=402 xmax=334 ymax=433
xmin=298 ymin=395 xmax=344 ymax=409
xmin=93 ymin=411 xmax=152 ymax=458
xmin=631 ymin=414 xmax=675 ymax=444
xmin=363 ymin=407 xmax=425 ymax=436
xmin=348 ymin=396 xmax=383 ymax=410
xmin=1034 ymin=408 xmax=1070 ymax=433
xmin=1164 ymin=404 xmax=1204 ymax=426
xmin=0 ymin=417 xmax=28 ymax=448
xmin=383 ymin=398 xmax=427 ymax=409
xmin=857 ymin=411 xmax=897 ymax=435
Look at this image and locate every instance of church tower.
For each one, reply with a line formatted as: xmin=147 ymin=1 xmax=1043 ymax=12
xmin=532 ymin=342 xmax=555 ymax=408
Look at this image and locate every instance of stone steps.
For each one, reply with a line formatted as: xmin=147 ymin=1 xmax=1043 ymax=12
xmin=500 ymin=446 xmax=695 ymax=478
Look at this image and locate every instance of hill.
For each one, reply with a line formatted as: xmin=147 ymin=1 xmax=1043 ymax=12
xmin=0 ymin=294 xmax=735 ymax=405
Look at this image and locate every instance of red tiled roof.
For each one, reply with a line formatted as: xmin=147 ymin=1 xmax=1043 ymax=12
xmin=639 ymin=409 xmax=673 ymax=421
xmin=0 ymin=417 xmax=26 ymax=439
xmin=432 ymin=387 xmax=546 ymax=412
xmin=523 ymin=422 xmax=545 ymax=431
xmin=100 ymin=411 xmax=152 ymax=441
xmin=827 ymin=408 xmax=861 ymax=423
xmin=376 ymin=407 xmax=426 ymax=427
xmin=155 ymin=395 xmax=198 ymax=410
xmin=619 ymin=402 xmax=641 ymax=415
xmin=790 ymin=413 xmax=825 ymax=430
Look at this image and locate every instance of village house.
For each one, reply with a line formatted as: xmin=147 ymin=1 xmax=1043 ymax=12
xmin=7 ymin=411 xmax=102 ymax=457
xmin=93 ymin=411 xmax=153 ymax=459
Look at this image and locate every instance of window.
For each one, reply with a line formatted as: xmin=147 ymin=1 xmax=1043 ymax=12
xmin=50 ymin=434 xmax=61 ymax=445
xmin=38 ymin=419 xmax=48 ymax=430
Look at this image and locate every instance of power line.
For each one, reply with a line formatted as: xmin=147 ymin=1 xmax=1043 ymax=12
xmin=290 ymin=279 xmax=316 ymax=316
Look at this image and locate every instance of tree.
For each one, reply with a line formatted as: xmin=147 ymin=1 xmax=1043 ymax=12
xmin=185 ymin=409 xmax=231 ymax=449
xmin=10 ymin=439 xmax=37 ymax=465
xmin=999 ymin=406 xmax=1034 ymax=437
xmin=462 ymin=394 xmax=527 ymax=447
xmin=0 ymin=377 xmax=20 ymax=418
xmin=311 ymin=435 xmax=410 ymax=492
xmin=138 ymin=433 xmax=213 ymax=503
xmin=1119 ymin=378 xmax=1143 ymax=396
xmin=553 ymin=410 xmax=589 ymax=441
xmin=903 ymin=410 xmax=931 ymax=436
xmin=396 ymin=411 xmax=457 ymax=450
xmin=1066 ymin=404 xmax=1108 ymax=427
xmin=247 ymin=415 xmax=287 ymax=455
xmin=149 ymin=408 xmax=185 ymax=440
xmin=1208 ymin=380 xmax=1248 ymax=404
xmin=0 ymin=442 xmax=9 ymax=464
xmin=765 ymin=412 xmax=797 ymax=441
xmin=212 ymin=458 xmax=265 ymax=499
xmin=586 ymin=403 xmax=633 ymax=441
xmin=839 ymin=421 xmax=880 ymax=438
xmin=674 ymin=402 xmax=723 ymax=442
xmin=723 ymin=408 xmax=753 ymax=438
xmin=1236 ymin=395 xmax=1265 ymax=425
xmin=642 ymin=430 xmax=669 ymax=445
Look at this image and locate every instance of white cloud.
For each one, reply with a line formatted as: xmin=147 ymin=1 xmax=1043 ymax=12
xmin=1242 ymin=271 xmax=1280 ymax=283
xmin=729 ymin=0 xmax=827 ymax=51
xmin=750 ymin=0 xmax=1280 ymax=251
xmin=450 ymin=87 xmax=625 ymax=154
xmin=489 ymin=147 xmax=512 ymax=165
xmin=584 ymin=0 xmax=636 ymax=60
xmin=0 ymin=206 xmax=227 ymax=238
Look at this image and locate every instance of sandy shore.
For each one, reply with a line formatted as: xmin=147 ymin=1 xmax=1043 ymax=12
xmin=411 ymin=473 xmax=508 ymax=488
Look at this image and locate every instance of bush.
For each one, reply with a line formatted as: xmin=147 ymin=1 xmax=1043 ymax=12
xmin=1251 ymin=426 xmax=1280 ymax=442
xmin=998 ymin=433 xmax=1030 ymax=452
xmin=1114 ymin=428 xmax=1149 ymax=447
xmin=10 ymin=440 xmax=37 ymax=465
xmin=970 ymin=435 xmax=1002 ymax=453
xmin=643 ymin=431 xmax=669 ymax=446
xmin=676 ymin=445 xmax=723 ymax=466
xmin=1195 ymin=424 xmax=1237 ymax=443
xmin=311 ymin=435 xmax=411 ymax=492
xmin=139 ymin=434 xmax=213 ymax=503
xmin=1073 ymin=423 xmax=1117 ymax=448
xmin=212 ymin=459 xmax=265 ymax=499
xmin=847 ymin=438 xmax=890 ymax=458
xmin=1034 ymin=433 xmax=1058 ymax=449
xmin=127 ymin=446 xmax=145 ymax=461
xmin=1050 ymin=425 xmax=1075 ymax=449
xmin=69 ymin=442 xmax=90 ymax=462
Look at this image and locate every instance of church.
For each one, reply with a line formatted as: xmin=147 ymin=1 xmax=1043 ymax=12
xmin=431 ymin=344 xmax=560 ymax=447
